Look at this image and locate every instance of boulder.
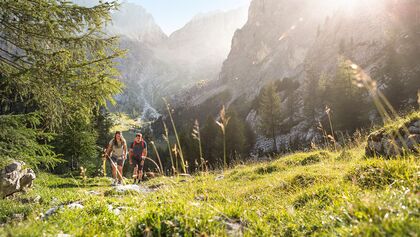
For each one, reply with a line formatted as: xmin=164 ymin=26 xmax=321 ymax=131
xmin=0 ymin=161 xmax=36 ymax=198
xmin=366 ymin=117 xmax=420 ymax=157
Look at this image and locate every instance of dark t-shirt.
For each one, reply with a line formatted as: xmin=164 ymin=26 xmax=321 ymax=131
xmin=130 ymin=140 xmax=147 ymax=158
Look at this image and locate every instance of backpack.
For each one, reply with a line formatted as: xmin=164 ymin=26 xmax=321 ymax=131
xmin=131 ymin=140 xmax=146 ymax=157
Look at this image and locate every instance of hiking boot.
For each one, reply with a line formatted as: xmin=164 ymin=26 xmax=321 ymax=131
xmin=133 ymin=178 xmax=138 ymax=184
xmin=111 ymin=179 xmax=117 ymax=186
xmin=117 ymin=180 xmax=122 ymax=185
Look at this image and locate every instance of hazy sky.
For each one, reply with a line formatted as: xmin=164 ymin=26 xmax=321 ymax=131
xmin=124 ymin=0 xmax=251 ymax=35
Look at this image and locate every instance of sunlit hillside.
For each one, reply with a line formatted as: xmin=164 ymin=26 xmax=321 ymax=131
xmin=0 ymin=0 xmax=419 ymax=236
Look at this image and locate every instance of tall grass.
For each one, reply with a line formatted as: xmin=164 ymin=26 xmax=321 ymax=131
xmin=325 ymin=105 xmax=337 ymax=151
xmin=349 ymin=60 xmax=418 ymax=154
xmin=163 ymin=98 xmax=187 ymax=174
xmin=216 ymin=105 xmax=230 ymax=171
xmin=150 ymin=141 xmax=163 ymax=175
xmin=192 ymin=119 xmax=205 ymax=172
xmin=162 ymin=121 xmax=175 ymax=175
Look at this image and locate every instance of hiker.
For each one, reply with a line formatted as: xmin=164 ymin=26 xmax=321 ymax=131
xmin=105 ymin=131 xmax=127 ymax=185
xmin=129 ymin=133 xmax=147 ymax=183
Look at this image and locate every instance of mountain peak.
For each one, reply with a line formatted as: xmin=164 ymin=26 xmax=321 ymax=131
xmin=108 ymin=2 xmax=168 ymax=44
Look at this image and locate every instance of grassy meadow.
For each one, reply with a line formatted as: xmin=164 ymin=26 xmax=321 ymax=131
xmin=0 ymin=146 xmax=418 ymax=236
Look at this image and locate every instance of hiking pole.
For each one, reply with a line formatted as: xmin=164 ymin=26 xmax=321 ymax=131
xmin=101 ymin=149 xmax=107 ymax=177
xmin=104 ymin=153 xmax=126 ymax=185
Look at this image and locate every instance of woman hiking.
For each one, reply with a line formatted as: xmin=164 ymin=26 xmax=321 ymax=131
xmin=129 ymin=133 xmax=147 ymax=183
xmin=105 ymin=131 xmax=127 ymax=185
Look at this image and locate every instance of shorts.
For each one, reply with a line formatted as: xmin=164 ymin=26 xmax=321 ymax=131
xmin=132 ymin=156 xmax=144 ymax=170
xmin=111 ymin=155 xmax=125 ymax=166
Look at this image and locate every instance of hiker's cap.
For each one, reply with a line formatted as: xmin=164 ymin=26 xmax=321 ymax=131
xmin=136 ymin=133 xmax=142 ymax=137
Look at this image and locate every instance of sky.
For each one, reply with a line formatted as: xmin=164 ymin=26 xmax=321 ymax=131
xmin=125 ymin=0 xmax=251 ymax=35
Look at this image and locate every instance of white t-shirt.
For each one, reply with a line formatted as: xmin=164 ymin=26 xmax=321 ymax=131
xmin=109 ymin=138 xmax=126 ymax=157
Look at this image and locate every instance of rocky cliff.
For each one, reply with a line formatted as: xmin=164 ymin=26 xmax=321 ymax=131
xmin=188 ymin=0 xmax=420 ymax=152
xmin=109 ymin=3 xmax=248 ymax=118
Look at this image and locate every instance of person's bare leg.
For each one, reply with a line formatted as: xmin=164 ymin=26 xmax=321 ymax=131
xmin=117 ymin=165 xmax=123 ymax=182
xmin=133 ymin=165 xmax=138 ymax=179
xmin=111 ymin=166 xmax=117 ymax=180
xmin=138 ymin=160 xmax=144 ymax=181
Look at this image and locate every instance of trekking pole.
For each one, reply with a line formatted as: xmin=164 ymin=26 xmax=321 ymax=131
xmin=104 ymin=153 xmax=126 ymax=185
xmin=101 ymin=149 xmax=107 ymax=177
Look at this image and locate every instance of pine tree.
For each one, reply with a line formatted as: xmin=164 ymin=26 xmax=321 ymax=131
xmin=93 ymin=107 xmax=114 ymax=149
xmin=383 ymin=39 xmax=405 ymax=110
xmin=0 ymin=0 xmax=123 ymax=169
xmin=0 ymin=113 xmax=61 ymax=169
xmin=303 ymin=66 xmax=321 ymax=122
xmin=53 ymin=119 xmax=99 ymax=174
xmin=327 ymin=57 xmax=368 ymax=132
xmin=0 ymin=0 xmax=123 ymax=131
xmin=258 ymin=82 xmax=282 ymax=152
xmin=285 ymin=89 xmax=298 ymax=124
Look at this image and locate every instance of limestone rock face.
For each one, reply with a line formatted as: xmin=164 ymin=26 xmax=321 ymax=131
xmin=187 ymin=0 xmax=420 ymax=152
xmin=0 ymin=161 xmax=36 ymax=198
xmin=366 ymin=117 xmax=420 ymax=157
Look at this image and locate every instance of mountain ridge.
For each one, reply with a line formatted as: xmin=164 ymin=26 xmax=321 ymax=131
xmin=110 ymin=2 xmax=249 ymax=116
xmin=182 ymin=0 xmax=420 ymax=152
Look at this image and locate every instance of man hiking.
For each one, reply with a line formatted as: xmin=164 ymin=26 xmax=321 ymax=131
xmin=105 ymin=131 xmax=127 ymax=185
xmin=129 ymin=133 xmax=147 ymax=183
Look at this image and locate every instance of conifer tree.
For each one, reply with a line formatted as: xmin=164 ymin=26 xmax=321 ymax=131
xmin=303 ymin=66 xmax=321 ymax=122
xmin=0 ymin=0 xmax=123 ymax=130
xmin=53 ymin=119 xmax=98 ymax=174
xmin=383 ymin=39 xmax=405 ymax=110
xmin=0 ymin=0 xmax=124 ymax=168
xmin=258 ymin=82 xmax=282 ymax=152
xmin=327 ymin=57 xmax=368 ymax=132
